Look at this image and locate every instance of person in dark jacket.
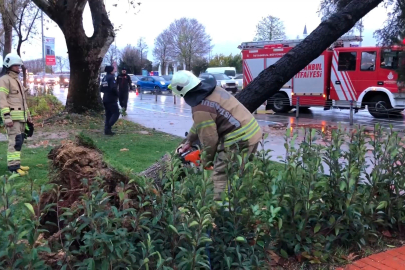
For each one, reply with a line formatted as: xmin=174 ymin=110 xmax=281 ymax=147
xmin=117 ymin=67 xmax=133 ymax=112
xmin=100 ymin=66 xmax=120 ymax=136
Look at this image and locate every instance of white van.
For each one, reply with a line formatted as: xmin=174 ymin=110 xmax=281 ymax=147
xmin=205 ymin=67 xmax=236 ymax=79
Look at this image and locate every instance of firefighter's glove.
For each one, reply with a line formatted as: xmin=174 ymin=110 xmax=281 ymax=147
xmin=4 ymin=116 xmax=13 ymax=127
xmin=176 ymin=143 xmax=191 ymax=154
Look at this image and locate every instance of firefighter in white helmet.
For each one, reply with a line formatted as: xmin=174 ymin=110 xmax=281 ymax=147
xmin=170 ymin=70 xmax=262 ymax=200
xmin=0 ymin=53 xmax=31 ymax=176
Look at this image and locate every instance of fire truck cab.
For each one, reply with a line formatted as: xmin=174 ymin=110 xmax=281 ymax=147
xmin=240 ymin=37 xmax=405 ymax=118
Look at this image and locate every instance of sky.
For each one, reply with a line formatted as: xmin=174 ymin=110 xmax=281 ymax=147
xmin=20 ymin=0 xmax=390 ymax=64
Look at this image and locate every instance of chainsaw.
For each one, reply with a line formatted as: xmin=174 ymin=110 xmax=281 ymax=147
xmin=177 ymin=132 xmax=213 ymax=170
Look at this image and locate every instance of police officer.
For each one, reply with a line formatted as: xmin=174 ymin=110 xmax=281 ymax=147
xmin=100 ymin=66 xmax=120 ymax=136
xmin=171 ymin=70 xmax=262 ymax=200
xmin=117 ymin=67 xmax=133 ymax=113
xmin=0 ymin=53 xmax=31 ymax=176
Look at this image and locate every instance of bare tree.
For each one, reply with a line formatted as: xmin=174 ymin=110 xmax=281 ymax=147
xmin=103 ymin=44 xmax=119 ymax=67
xmin=254 ymin=15 xmax=286 ymax=41
xmin=119 ymin=44 xmax=142 ymax=74
xmin=153 ymin=29 xmax=171 ymax=75
xmin=24 ymin=58 xmax=43 ymax=74
xmin=2 ymin=0 xmax=40 ymax=86
xmin=137 ymin=37 xmax=148 ymax=69
xmin=32 ymin=0 xmax=117 ymax=113
xmin=166 ymin=18 xmax=212 ymax=70
xmin=56 ymin=56 xmax=69 ymax=73
xmin=0 ymin=0 xmax=19 ymax=58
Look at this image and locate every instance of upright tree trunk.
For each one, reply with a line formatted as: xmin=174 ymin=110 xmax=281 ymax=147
xmin=32 ymin=0 xmax=115 ymax=113
xmin=66 ymin=46 xmax=104 ymax=112
xmin=2 ymin=18 xmax=12 ymax=58
xmin=17 ymin=38 xmax=28 ymax=88
xmin=235 ymin=0 xmax=384 ymax=113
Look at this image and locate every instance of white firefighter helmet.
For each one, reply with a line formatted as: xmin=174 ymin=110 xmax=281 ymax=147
xmin=3 ymin=53 xmax=23 ymax=68
xmin=169 ymin=70 xmax=201 ymax=97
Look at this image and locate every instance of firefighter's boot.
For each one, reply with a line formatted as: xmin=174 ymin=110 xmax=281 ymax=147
xmin=20 ymin=166 xmax=30 ymax=171
xmin=10 ymin=168 xmax=27 ymax=177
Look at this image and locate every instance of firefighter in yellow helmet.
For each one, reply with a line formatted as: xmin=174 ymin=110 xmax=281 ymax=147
xmin=0 ymin=53 xmax=31 ymax=176
xmin=171 ymin=70 xmax=262 ymax=200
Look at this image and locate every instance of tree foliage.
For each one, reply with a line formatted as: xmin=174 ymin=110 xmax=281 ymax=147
xmin=374 ymin=0 xmax=405 ymax=45
xmin=208 ymin=54 xmax=242 ymax=73
xmin=253 ymin=15 xmax=286 ymax=41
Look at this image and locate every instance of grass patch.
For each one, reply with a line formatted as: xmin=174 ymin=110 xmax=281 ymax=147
xmin=0 ymin=114 xmax=183 ymax=215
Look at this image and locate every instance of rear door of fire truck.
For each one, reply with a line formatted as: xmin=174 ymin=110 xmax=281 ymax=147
xmin=292 ymin=52 xmax=330 ymax=108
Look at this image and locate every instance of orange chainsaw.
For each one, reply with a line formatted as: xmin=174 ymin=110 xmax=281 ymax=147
xmin=178 ymin=132 xmax=213 ymax=170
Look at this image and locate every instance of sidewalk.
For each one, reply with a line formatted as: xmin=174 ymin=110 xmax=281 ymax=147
xmin=336 ymin=246 xmax=405 ymax=270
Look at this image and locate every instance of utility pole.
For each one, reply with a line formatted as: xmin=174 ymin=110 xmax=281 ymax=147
xmin=41 ymin=11 xmax=45 ymax=83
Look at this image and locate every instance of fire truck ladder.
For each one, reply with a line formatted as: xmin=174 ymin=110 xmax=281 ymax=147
xmin=238 ymin=35 xmax=363 ymax=50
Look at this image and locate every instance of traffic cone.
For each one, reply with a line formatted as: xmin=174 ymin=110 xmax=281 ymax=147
xmin=136 ymin=88 xmax=139 ymax=96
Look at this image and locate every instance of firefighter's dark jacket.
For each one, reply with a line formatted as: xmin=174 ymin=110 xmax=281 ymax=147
xmin=100 ymin=74 xmax=118 ymax=103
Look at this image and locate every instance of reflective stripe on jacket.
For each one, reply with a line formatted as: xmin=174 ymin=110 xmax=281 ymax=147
xmin=186 ymin=87 xmax=262 ymax=166
xmin=0 ymin=72 xmax=30 ymax=122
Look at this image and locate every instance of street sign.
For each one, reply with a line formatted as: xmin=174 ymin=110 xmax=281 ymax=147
xmin=44 ymin=37 xmax=56 ymax=66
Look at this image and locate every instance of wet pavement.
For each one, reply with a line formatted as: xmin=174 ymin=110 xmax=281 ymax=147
xmin=52 ymin=87 xmax=405 ymax=174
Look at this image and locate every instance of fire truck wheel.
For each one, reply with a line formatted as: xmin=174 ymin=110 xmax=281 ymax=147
xmin=368 ymin=94 xmax=392 ymax=118
xmin=267 ymin=92 xmax=292 ymax=113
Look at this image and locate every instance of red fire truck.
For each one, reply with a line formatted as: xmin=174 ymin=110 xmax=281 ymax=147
xmin=240 ymin=36 xmax=404 ymax=118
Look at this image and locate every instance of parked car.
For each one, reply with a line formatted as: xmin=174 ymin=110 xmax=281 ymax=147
xmin=60 ymin=74 xmax=70 ymax=88
xmin=128 ymin=74 xmax=144 ymax=90
xmin=199 ymin=73 xmax=238 ymax=93
xmin=137 ymin=76 xmax=171 ymax=94
xmin=234 ymin=74 xmax=243 ymax=91
xmin=44 ymin=75 xmax=59 ymax=86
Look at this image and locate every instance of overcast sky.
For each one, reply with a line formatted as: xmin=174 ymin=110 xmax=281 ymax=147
xmin=20 ymin=0 xmax=389 ymax=63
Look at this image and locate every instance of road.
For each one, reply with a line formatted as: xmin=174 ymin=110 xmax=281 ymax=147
xmin=53 ymin=87 xmax=404 ymax=175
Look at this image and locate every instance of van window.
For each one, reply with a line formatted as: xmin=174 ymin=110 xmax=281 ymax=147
xmin=224 ymin=70 xmax=236 ymax=77
xmin=338 ymin=52 xmax=357 ymax=71
xmin=360 ymin=51 xmax=376 ymax=71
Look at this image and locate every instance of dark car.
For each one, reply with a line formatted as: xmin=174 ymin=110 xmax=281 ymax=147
xmin=137 ymin=76 xmax=171 ymax=94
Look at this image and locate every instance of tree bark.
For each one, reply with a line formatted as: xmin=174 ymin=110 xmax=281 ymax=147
xmin=139 ymin=0 xmax=384 ymax=180
xmin=2 ymin=17 xmax=12 ymax=58
xmin=234 ymin=0 xmax=384 ymax=113
xmin=32 ymin=0 xmax=114 ymax=113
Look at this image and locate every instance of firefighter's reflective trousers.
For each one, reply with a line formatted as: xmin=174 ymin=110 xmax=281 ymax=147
xmin=6 ymin=121 xmax=25 ymax=171
xmin=212 ymin=141 xmax=259 ymax=201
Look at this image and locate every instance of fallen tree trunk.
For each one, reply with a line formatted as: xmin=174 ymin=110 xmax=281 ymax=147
xmin=140 ymin=0 xmax=384 ymax=177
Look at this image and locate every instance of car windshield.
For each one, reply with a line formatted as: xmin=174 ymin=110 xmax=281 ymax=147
xmin=152 ymin=76 xmax=164 ymax=81
xmin=224 ymin=70 xmax=236 ymax=77
xmin=235 ymin=74 xmax=243 ymax=79
xmin=130 ymin=76 xmax=138 ymax=81
xmin=212 ymin=73 xmax=231 ymax=80
xmin=162 ymin=75 xmax=172 ymax=80
xmin=381 ymin=49 xmax=403 ymax=70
